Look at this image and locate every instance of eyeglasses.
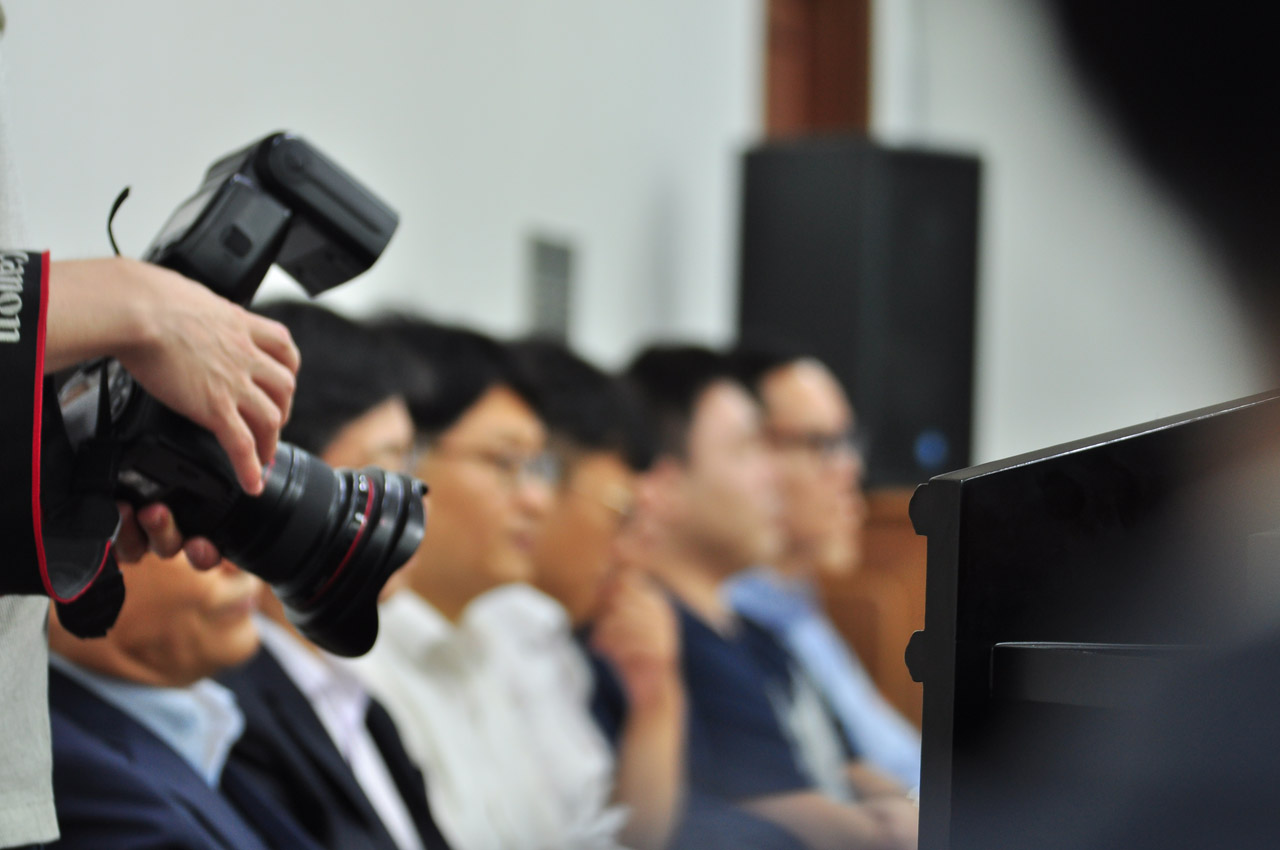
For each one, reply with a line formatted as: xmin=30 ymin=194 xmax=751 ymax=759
xmin=767 ymin=427 xmax=864 ymax=464
xmin=420 ymin=445 xmax=562 ymax=489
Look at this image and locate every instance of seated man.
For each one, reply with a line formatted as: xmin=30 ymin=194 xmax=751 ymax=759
xmin=727 ymin=347 xmax=921 ymax=790
xmin=513 ymin=339 xmax=682 ymax=850
xmin=217 ymin=301 xmax=451 ymax=850
xmin=606 ymin=345 xmax=918 ymax=850
xmin=518 ymin=339 xmax=811 ymax=850
xmin=352 ymin=319 xmax=627 ymax=850
xmin=47 ymin=553 xmax=323 ymax=850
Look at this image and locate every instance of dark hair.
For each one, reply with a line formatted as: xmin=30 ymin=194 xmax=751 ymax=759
xmin=624 ymin=344 xmax=742 ymax=459
xmin=370 ymin=315 xmax=540 ymax=439
xmin=253 ymin=301 xmax=401 ymax=456
xmin=1048 ymin=3 xmax=1280 ymax=304
xmin=510 ymin=338 xmax=655 ymax=472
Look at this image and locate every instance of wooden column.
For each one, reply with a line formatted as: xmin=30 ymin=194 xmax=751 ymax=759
xmin=766 ymin=0 xmax=872 ymax=137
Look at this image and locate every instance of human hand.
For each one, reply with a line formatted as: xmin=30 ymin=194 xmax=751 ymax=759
xmin=114 ymin=502 xmax=221 ymax=569
xmin=47 ymin=257 xmax=300 ymax=495
xmin=590 ymin=569 xmax=680 ymax=708
xmin=862 ymin=796 xmax=919 ymax=850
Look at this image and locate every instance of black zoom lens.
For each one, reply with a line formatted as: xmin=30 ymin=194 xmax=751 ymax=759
xmin=210 ymin=443 xmax=427 ymax=657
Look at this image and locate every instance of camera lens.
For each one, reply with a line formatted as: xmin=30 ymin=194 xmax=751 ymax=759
xmin=212 ymin=443 xmax=427 ymax=656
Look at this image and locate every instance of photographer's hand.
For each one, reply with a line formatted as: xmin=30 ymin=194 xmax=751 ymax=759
xmin=114 ymin=502 xmax=221 ymax=569
xmin=45 ymin=257 xmax=300 ymax=566
xmin=45 ymin=256 xmax=300 ymax=494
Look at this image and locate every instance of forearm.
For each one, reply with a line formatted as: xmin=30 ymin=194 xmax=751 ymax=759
xmin=846 ymin=761 xmax=909 ymax=800
xmin=613 ymin=672 xmax=686 ymax=850
xmin=744 ymin=791 xmax=917 ymax=850
xmin=44 ymin=257 xmax=163 ymax=373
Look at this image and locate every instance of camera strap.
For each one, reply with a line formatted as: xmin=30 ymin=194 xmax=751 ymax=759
xmin=0 ymin=249 xmax=55 ymax=595
xmin=0 ymin=250 xmax=124 ymax=635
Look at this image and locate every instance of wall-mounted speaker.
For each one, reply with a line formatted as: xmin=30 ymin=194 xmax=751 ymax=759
xmin=738 ymin=136 xmax=981 ymax=487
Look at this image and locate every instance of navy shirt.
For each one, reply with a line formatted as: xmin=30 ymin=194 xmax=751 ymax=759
xmin=586 ymin=603 xmax=820 ymax=849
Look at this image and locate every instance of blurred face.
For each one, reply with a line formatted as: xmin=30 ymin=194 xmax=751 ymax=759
xmin=54 ymin=554 xmax=263 ymax=687
xmin=532 ymin=450 xmax=636 ymax=625
xmin=759 ymin=360 xmax=867 ymax=576
xmin=260 ymin=396 xmax=419 ymax=623
xmin=668 ymin=381 xmax=782 ymax=576
xmin=321 ymin=396 xmax=415 ymax=472
xmin=406 ymin=385 xmax=553 ymax=617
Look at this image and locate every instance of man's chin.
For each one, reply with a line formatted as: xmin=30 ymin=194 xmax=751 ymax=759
xmin=814 ymin=539 xmax=860 ymax=577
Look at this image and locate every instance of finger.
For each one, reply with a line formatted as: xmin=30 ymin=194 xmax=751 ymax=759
xmin=114 ymin=502 xmax=147 ymax=563
xmin=238 ymin=381 xmax=283 ymax=468
xmin=183 ymin=537 xmax=222 ymax=570
xmin=212 ymin=403 xmax=264 ymax=495
xmin=137 ymin=503 xmax=184 ymax=558
xmin=248 ymin=316 xmax=301 ymax=375
xmin=251 ymin=354 xmax=297 ymax=425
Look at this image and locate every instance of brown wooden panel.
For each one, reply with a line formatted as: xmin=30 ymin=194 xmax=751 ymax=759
xmin=811 ymin=0 xmax=871 ymax=131
xmin=766 ymin=0 xmax=814 ymax=138
xmin=766 ymin=0 xmax=871 ymax=137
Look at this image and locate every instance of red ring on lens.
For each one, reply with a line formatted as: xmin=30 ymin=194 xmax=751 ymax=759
xmin=306 ymin=473 xmax=376 ymax=606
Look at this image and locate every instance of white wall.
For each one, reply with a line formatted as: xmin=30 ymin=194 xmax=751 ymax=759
xmin=1 ymin=0 xmax=763 ymax=366
xmin=7 ymin=1 xmax=1262 ymax=467
xmin=873 ymin=0 xmax=1270 ymax=463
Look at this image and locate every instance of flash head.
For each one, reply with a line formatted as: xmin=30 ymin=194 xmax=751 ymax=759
xmin=144 ymin=132 xmax=399 ymax=304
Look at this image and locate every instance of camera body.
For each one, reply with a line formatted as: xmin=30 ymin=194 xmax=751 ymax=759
xmin=56 ymin=133 xmax=424 ymax=657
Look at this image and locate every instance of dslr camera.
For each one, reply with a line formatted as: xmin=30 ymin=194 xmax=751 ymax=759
xmin=55 ymin=132 xmax=426 ymax=657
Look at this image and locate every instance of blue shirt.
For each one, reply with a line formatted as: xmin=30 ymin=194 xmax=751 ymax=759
xmin=727 ymin=565 xmax=922 ymax=788
xmin=49 ymin=654 xmax=244 ymax=787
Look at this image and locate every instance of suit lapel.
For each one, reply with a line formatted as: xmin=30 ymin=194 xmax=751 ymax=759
xmin=228 ymin=648 xmax=399 ymax=844
xmin=49 ymin=668 xmax=275 ymax=850
xmin=365 ymin=696 xmax=453 ymax=850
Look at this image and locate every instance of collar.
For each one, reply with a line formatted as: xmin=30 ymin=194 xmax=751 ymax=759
xmin=49 ymin=653 xmax=243 ymax=787
xmin=378 ymin=584 xmax=568 ymax=662
xmin=377 ymin=589 xmax=463 ymax=661
xmin=466 ymin=583 xmax=568 ymax=639
xmin=255 ymin=615 xmax=369 ymax=714
xmin=727 ymin=564 xmax=821 ymax=629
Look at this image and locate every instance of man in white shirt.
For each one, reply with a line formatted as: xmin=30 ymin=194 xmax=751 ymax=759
xmin=353 ymin=319 xmax=628 ymax=850
xmin=514 ymin=339 xmax=685 ymax=850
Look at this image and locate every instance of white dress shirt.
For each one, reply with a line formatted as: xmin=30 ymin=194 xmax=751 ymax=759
xmin=351 ymin=585 xmax=628 ymax=850
xmin=255 ymin=616 xmax=426 ymax=850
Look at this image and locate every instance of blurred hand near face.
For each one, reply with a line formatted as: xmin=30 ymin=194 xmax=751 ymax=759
xmin=590 ymin=568 xmax=680 ymax=709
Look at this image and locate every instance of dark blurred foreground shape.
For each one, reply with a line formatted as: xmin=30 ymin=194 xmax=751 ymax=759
xmin=908 ymin=389 xmax=1280 ymax=849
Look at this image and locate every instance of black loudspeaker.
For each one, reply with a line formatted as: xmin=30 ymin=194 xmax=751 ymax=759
xmin=738 ymin=136 xmax=980 ymax=487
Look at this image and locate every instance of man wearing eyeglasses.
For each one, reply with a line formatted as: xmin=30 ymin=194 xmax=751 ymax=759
xmin=727 ymin=348 xmax=921 ymax=792
xmin=350 ymin=319 xmax=632 ymax=850
xmin=511 ymin=339 xmax=687 ymax=850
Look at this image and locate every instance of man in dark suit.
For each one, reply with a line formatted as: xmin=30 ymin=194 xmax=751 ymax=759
xmin=47 ymin=550 xmax=323 ymax=850
xmin=218 ymin=301 xmax=449 ymax=850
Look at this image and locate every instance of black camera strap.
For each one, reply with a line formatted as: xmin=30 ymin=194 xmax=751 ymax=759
xmin=0 ymin=249 xmax=56 ymax=595
xmin=0 ymin=250 xmax=125 ymax=635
